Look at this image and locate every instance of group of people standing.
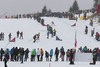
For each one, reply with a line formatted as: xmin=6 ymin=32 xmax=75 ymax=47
xmin=0 ymin=46 xmax=76 ymax=66
xmin=85 ymin=26 xmax=100 ymax=41
xmin=8 ymin=31 xmax=23 ymax=41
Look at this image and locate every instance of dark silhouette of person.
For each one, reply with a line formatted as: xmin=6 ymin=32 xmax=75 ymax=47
xmin=3 ymin=51 xmax=9 ymax=67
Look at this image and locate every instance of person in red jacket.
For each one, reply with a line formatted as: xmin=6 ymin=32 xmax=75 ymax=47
xmin=69 ymin=49 xmax=75 ymax=64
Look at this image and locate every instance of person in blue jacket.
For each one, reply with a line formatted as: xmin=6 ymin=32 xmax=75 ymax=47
xmin=50 ymin=49 xmax=53 ymax=61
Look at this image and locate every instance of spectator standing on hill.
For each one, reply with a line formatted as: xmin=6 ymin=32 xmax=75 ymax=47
xmin=20 ymin=31 xmax=23 ymax=39
xmin=95 ymin=32 xmax=100 ymax=41
xmin=53 ymin=29 xmax=56 ymax=36
xmin=85 ymin=26 xmax=88 ymax=34
xmin=8 ymin=33 xmax=12 ymax=41
xmin=91 ymin=28 xmax=95 ymax=37
xmin=17 ymin=31 xmax=20 ymax=38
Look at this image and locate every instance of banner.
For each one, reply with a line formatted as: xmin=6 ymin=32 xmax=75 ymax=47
xmin=75 ymin=53 xmax=93 ymax=62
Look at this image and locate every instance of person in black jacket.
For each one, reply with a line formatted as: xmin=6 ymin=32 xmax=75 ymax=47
xmin=20 ymin=48 xmax=24 ymax=63
xmin=0 ymin=48 xmax=4 ymax=61
xmin=69 ymin=49 xmax=74 ymax=64
xmin=55 ymin=47 xmax=59 ymax=61
xmin=45 ymin=51 xmax=49 ymax=61
xmin=90 ymin=49 xmax=98 ymax=65
xmin=3 ymin=51 xmax=9 ymax=67
xmin=24 ymin=48 xmax=29 ymax=61
xmin=33 ymin=34 xmax=37 ymax=43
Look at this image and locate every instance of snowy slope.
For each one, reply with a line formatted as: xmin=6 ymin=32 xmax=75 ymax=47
xmin=0 ymin=17 xmax=100 ymax=67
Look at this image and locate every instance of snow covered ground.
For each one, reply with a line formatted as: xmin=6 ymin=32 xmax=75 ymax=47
xmin=0 ymin=16 xmax=100 ymax=67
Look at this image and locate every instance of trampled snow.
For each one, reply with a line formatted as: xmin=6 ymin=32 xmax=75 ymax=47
xmin=0 ymin=16 xmax=100 ymax=67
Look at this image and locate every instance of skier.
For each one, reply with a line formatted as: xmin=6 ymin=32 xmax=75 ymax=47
xmin=37 ymin=33 xmax=40 ymax=40
xmin=33 ymin=34 xmax=37 ymax=43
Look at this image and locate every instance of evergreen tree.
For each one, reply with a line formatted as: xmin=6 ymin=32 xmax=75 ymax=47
xmin=42 ymin=6 xmax=48 ymax=16
xmin=72 ymin=0 xmax=79 ymax=13
xmin=93 ymin=0 xmax=98 ymax=8
xmin=69 ymin=6 xmax=73 ymax=13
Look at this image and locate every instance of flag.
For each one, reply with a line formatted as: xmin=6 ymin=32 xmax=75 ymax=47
xmin=9 ymin=37 xmax=16 ymax=42
xmin=96 ymin=4 xmax=100 ymax=13
xmin=74 ymin=31 xmax=77 ymax=47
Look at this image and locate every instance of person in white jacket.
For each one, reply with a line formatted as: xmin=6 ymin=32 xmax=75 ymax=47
xmin=36 ymin=48 xmax=40 ymax=61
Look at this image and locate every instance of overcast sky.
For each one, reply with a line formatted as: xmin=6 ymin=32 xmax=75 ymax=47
xmin=0 ymin=0 xmax=94 ymax=15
